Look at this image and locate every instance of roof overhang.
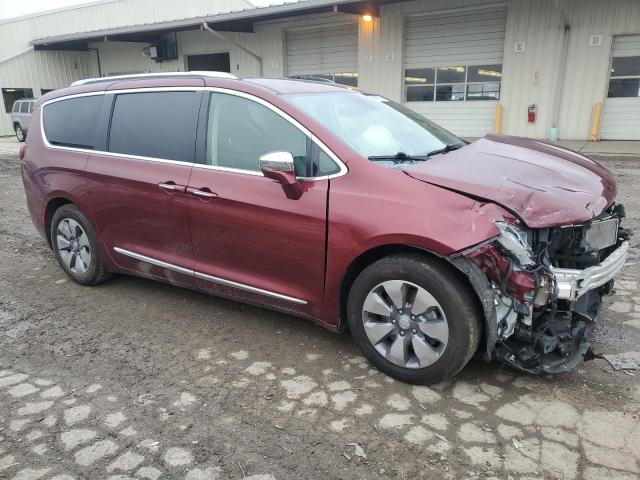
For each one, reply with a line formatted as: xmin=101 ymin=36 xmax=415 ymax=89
xmin=32 ymin=0 xmax=387 ymax=50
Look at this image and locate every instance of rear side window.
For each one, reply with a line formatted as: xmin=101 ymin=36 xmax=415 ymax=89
xmin=43 ymin=95 xmax=103 ymax=149
xmin=12 ymin=102 xmax=21 ymax=113
xmin=20 ymin=102 xmax=30 ymax=113
xmin=108 ymin=91 xmax=201 ymax=162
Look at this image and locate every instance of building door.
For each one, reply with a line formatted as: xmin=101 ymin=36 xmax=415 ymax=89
xmin=403 ymin=7 xmax=507 ymax=138
xmin=187 ymin=53 xmax=230 ymax=72
xmin=285 ymin=23 xmax=358 ymax=86
xmin=601 ymin=35 xmax=640 ymax=140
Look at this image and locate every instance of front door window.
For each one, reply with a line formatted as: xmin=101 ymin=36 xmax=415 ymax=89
xmin=206 ymin=93 xmax=309 ymax=175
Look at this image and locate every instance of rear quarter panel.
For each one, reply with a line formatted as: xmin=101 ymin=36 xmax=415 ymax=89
xmin=21 ymin=103 xmax=96 ymax=248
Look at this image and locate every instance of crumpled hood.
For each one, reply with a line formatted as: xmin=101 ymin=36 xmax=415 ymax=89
xmin=403 ymin=134 xmax=616 ymax=228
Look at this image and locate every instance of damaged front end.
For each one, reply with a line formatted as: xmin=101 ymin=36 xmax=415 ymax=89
xmin=459 ymin=204 xmax=631 ymax=374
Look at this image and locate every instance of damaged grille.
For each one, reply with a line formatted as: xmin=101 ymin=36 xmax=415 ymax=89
xmin=463 ymin=202 xmax=631 ymax=375
xmin=546 ymin=203 xmax=630 ymax=269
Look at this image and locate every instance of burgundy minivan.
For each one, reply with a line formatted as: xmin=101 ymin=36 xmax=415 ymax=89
xmin=21 ymin=72 xmax=630 ymax=384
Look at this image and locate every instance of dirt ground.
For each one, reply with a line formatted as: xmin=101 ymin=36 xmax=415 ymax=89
xmin=0 ymin=136 xmax=639 ymax=480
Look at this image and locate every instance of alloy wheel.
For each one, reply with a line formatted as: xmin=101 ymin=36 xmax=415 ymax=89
xmin=56 ymin=218 xmax=92 ymax=274
xmin=361 ymin=280 xmax=449 ymax=369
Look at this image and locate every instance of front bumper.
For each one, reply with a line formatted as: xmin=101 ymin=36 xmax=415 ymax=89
xmin=551 ymin=241 xmax=629 ymax=301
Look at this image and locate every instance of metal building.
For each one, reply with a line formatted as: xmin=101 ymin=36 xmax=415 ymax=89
xmin=1 ymin=0 xmax=639 ymax=140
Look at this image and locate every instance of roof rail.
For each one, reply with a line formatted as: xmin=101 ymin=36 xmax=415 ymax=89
xmin=287 ymin=75 xmax=336 ymax=84
xmin=71 ymin=71 xmax=238 ymax=86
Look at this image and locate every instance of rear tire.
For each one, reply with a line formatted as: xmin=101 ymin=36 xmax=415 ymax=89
xmin=346 ymin=254 xmax=482 ymax=384
xmin=50 ymin=204 xmax=112 ymax=285
xmin=15 ymin=125 xmax=25 ymax=142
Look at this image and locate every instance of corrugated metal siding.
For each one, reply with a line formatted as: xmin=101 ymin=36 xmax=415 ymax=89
xmin=601 ymin=34 xmax=640 ymax=140
xmin=286 ymin=23 xmax=358 ymax=76
xmin=0 ymin=0 xmax=254 ymax=56
xmin=404 ymin=7 xmax=507 ymax=68
xmin=93 ymin=28 xmax=265 ymax=78
xmin=552 ymin=0 xmax=640 ymax=139
xmin=499 ymin=0 xmax=565 ymax=139
xmin=92 ymin=12 xmax=356 ymax=84
xmin=357 ymin=14 xmax=404 ymax=100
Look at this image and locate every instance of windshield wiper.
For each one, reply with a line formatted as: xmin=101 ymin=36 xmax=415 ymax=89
xmin=368 ymin=152 xmax=428 ymax=162
xmin=369 ymin=143 xmax=465 ymax=163
xmin=424 ymin=143 xmax=465 ymax=157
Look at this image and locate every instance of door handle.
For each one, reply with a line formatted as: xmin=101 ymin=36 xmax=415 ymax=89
xmin=159 ymin=182 xmax=186 ymax=194
xmin=187 ymin=187 xmax=218 ymax=200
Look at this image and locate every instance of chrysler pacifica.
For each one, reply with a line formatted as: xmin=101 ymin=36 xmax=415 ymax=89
xmin=20 ymin=72 xmax=630 ymax=384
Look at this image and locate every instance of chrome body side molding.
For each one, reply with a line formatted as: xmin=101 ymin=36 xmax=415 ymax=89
xmin=113 ymin=247 xmax=307 ymax=305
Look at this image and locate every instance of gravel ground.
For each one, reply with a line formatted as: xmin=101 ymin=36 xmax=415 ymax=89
xmin=0 ymin=136 xmax=639 ymax=480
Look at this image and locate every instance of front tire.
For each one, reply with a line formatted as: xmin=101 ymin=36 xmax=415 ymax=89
xmin=15 ymin=125 xmax=25 ymax=142
xmin=347 ymin=254 xmax=482 ymax=384
xmin=51 ymin=204 xmax=112 ymax=285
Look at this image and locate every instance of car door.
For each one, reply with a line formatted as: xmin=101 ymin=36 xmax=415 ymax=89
xmin=187 ymin=91 xmax=342 ymax=319
xmin=86 ymin=89 xmax=203 ymax=287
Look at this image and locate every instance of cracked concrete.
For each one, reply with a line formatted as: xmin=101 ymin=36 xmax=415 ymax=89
xmin=1 ymin=137 xmax=639 ymax=478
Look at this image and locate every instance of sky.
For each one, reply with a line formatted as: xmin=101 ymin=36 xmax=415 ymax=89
xmin=0 ymin=0 xmax=285 ymax=21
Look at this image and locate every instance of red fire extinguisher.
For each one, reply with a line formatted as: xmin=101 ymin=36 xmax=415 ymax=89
xmin=528 ymin=104 xmax=537 ymax=123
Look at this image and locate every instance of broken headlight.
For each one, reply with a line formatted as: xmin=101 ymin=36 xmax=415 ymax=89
xmin=494 ymin=221 xmax=535 ymax=268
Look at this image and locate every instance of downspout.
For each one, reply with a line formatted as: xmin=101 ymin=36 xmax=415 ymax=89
xmin=201 ymin=22 xmax=263 ymax=76
xmin=0 ymin=46 xmax=34 ymax=65
xmin=550 ymin=0 xmax=570 ymax=141
xmin=88 ymin=47 xmax=102 ymax=77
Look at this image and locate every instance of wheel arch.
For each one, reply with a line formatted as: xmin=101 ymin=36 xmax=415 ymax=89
xmin=44 ymin=197 xmax=74 ymax=248
xmin=337 ymin=244 xmax=491 ymax=358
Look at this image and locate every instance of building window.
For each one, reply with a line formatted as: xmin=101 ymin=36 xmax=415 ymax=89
xmin=405 ymin=65 xmax=502 ymax=102
xmin=608 ymin=56 xmax=640 ymax=98
xmin=290 ymin=73 xmax=358 ymax=87
xmin=41 ymin=89 xmax=57 ymax=95
xmin=2 ymin=88 xmax=34 ymax=113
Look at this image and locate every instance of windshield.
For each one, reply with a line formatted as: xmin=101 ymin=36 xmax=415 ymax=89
xmin=284 ymin=91 xmax=464 ymax=159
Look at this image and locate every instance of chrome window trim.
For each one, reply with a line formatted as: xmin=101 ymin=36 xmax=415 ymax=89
xmin=40 ymin=86 xmax=348 ymax=181
xmin=193 ymin=163 xmax=264 ymax=176
xmin=114 ymin=246 xmax=307 ymax=305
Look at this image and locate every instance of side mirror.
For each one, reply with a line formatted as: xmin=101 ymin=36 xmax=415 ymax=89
xmin=259 ymin=151 xmax=297 ymax=186
xmin=259 ymin=151 xmax=303 ymax=199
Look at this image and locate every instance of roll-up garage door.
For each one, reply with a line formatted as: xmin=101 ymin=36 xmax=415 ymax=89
xmin=286 ymin=23 xmax=358 ymax=86
xmin=404 ymin=7 xmax=507 ymax=138
xmin=601 ymin=35 xmax=640 ymax=140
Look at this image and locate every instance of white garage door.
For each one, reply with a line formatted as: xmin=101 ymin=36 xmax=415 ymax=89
xmin=601 ymin=35 xmax=640 ymax=140
xmin=286 ymin=23 xmax=358 ymax=86
xmin=403 ymin=7 xmax=507 ymax=138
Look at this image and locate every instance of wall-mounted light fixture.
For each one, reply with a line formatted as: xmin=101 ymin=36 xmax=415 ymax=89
xmin=362 ymin=14 xmax=373 ymax=22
